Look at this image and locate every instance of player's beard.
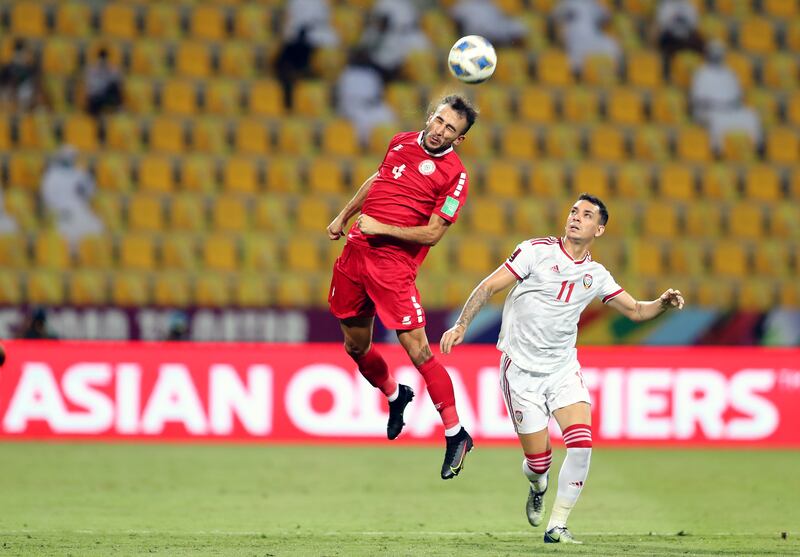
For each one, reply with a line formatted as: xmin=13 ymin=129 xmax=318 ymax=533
xmin=422 ymin=131 xmax=451 ymax=154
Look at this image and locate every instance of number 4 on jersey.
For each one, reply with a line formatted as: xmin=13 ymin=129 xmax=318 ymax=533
xmin=392 ymin=164 xmax=406 ymax=180
xmin=556 ymin=280 xmax=575 ymax=303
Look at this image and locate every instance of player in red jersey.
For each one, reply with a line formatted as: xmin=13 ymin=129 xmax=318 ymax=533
xmin=327 ymin=95 xmax=477 ymax=479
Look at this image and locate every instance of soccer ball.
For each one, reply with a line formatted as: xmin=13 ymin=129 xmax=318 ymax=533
xmin=447 ymin=35 xmax=497 ymax=84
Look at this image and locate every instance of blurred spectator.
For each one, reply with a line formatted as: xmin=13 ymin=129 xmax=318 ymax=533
xmin=275 ymin=0 xmax=339 ymax=110
xmin=40 ymin=145 xmax=104 ymax=251
xmin=359 ymin=0 xmax=431 ymax=81
xmin=654 ymin=0 xmax=705 ymax=76
xmin=0 ymin=39 xmax=44 ymax=111
xmin=84 ymin=48 xmax=123 ymax=117
xmin=165 ymin=310 xmax=189 ymax=341
xmin=336 ymin=51 xmax=397 ymax=145
xmin=552 ymin=0 xmax=621 ymax=72
xmin=0 ymin=184 xmax=19 ymax=234
xmin=690 ymin=41 xmax=761 ymax=152
xmin=451 ymin=0 xmax=526 ymax=47
xmin=20 ymin=307 xmax=58 ymax=340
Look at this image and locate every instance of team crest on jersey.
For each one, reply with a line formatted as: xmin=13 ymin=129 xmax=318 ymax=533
xmin=514 ymin=411 xmax=524 ymax=424
xmin=583 ymin=274 xmax=593 ymax=289
xmin=418 ymin=159 xmax=436 ymax=175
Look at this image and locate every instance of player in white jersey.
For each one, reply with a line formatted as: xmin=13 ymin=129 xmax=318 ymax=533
xmin=440 ymin=194 xmax=684 ymax=544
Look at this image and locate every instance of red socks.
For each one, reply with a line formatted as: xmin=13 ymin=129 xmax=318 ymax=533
xmin=353 ymin=346 xmax=397 ymax=397
xmin=525 ymin=449 xmax=553 ymax=475
xmin=416 ymin=356 xmax=459 ymax=429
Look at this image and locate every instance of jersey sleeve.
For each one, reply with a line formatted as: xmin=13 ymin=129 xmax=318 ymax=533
xmin=503 ymin=241 xmax=540 ymax=281
xmin=597 ymin=267 xmax=624 ymax=304
xmin=433 ymin=169 xmax=468 ymax=223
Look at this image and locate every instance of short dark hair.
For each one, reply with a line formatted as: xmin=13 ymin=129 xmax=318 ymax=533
xmin=434 ymin=94 xmax=478 ymax=134
xmin=578 ymin=193 xmax=609 ymax=225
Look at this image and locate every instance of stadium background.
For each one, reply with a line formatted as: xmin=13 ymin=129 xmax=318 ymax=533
xmin=0 ymin=0 xmax=798 ymax=555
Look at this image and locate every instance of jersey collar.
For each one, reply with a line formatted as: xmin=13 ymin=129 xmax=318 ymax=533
xmin=417 ymin=131 xmax=453 ymax=157
xmin=558 ymin=237 xmax=591 ymax=264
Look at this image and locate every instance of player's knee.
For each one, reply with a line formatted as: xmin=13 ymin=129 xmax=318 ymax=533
xmin=344 ymin=339 xmax=370 ymax=360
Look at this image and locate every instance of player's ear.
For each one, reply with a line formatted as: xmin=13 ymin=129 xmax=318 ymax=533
xmin=452 ymin=134 xmax=466 ymax=146
xmin=594 ymin=224 xmax=605 ymax=238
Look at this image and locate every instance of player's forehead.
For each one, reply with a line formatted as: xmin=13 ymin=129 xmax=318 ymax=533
xmin=430 ymin=104 xmax=467 ymax=130
xmin=570 ymin=200 xmax=600 ymax=215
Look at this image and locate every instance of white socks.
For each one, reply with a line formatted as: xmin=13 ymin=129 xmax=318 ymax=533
xmin=546 ymin=447 xmax=592 ymax=530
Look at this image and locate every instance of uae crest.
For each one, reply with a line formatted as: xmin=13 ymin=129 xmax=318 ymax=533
xmin=583 ymin=274 xmax=593 ymax=289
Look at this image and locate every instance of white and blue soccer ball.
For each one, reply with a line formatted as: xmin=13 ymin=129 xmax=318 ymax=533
xmin=447 ymin=35 xmax=497 ymax=84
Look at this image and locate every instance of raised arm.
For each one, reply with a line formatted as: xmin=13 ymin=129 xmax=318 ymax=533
xmin=356 ymin=213 xmax=451 ymax=247
xmin=327 ymin=172 xmax=378 ymax=240
xmin=606 ymin=288 xmax=685 ymax=322
xmin=440 ymin=265 xmax=519 ymax=354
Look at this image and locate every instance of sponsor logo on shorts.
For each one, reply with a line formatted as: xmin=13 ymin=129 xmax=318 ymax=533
xmin=418 ymin=160 xmax=435 ymax=175
xmin=401 ymin=315 xmax=411 ymax=325
xmin=514 ymin=410 xmax=523 ymax=424
xmin=441 ymin=196 xmax=459 ymax=217
xmin=583 ymin=274 xmax=593 ymax=289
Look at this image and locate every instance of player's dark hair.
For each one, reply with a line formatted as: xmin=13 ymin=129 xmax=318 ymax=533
xmin=436 ymin=94 xmax=478 ymax=134
xmin=578 ymin=193 xmax=609 ymax=225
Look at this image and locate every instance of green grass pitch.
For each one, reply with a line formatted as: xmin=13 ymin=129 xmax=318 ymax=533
xmin=0 ymin=443 xmax=797 ymax=556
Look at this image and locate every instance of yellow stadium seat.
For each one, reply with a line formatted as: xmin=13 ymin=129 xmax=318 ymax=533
xmin=190 ymin=5 xmax=225 ymax=40
xmin=632 ymin=126 xmax=669 ymax=162
xmin=537 ymin=49 xmax=573 ymax=86
xmin=212 ymin=195 xmax=250 ymax=232
xmin=721 ymin=131 xmax=756 ymax=163
xmin=791 ymin=169 xmax=800 ymax=199
xmin=607 ymin=88 xmax=644 ymax=125
xmin=130 ymin=41 xmax=167 ymax=77
xmin=275 ymin=273 xmax=314 ymax=307
xmin=235 ymin=272 xmax=272 ymax=307
xmin=124 ymin=76 xmax=156 ymax=114
xmin=8 ymin=152 xmax=44 ymax=190
xmin=55 ymin=2 xmax=91 ymax=36
xmin=152 ymin=272 xmax=191 ymax=307
xmin=485 ymin=161 xmax=523 ymax=198
xmin=651 ymin=88 xmax=688 ymax=125
xmin=457 ymin=125 xmax=494 ymax=159
xmin=3 ymin=188 xmax=37 ymax=231
xmin=739 ymin=17 xmax=776 ymax=54
xmin=105 ymin=113 xmax=141 ymax=152
xmin=493 ymin=48 xmax=529 ymax=85
xmin=128 ymin=194 xmax=165 ymax=232
xmin=420 ymin=8 xmax=458 ymax=50
xmin=11 ymin=2 xmax=46 ymax=36
xmin=76 ymin=235 xmax=113 ymax=269
xmin=161 ymin=233 xmax=198 ymax=270
xmin=764 ymin=0 xmax=798 ymax=17
xmin=321 ymin=119 xmax=358 ymax=157
xmin=68 ymin=270 xmax=109 ymax=305
xmin=28 ymin=270 xmax=65 ymax=305
xmin=588 ymin=125 xmax=625 ymax=162
xmin=778 ymin=279 xmax=800 ymax=308
xmin=293 ymin=80 xmax=330 ymax=118
xmin=612 ymin=12 xmax=642 ymax=50
xmin=285 ymin=237 xmax=322 ymax=272
xmin=626 ymin=50 xmax=662 ymax=89
xmin=138 ymin=155 xmax=175 ymax=193
xmin=615 ymin=163 xmax=653 ymax=199
xmin=222 ymin=157 xmax=259 ymax=194
xmin=603 ymin=198 xmax=638 ymax=238
xmin=788 ymin=91 xmax=800 ymax=128
xmin=191 ymin=117 xmax=229 ymax=155
xmin=101 ymin=3 xmax=137 ymax=39
xmin=625 ymin=238 xmax=665 ymax=278
xmin=149 ymin=117 xmax=185 ymax=154
xmin=763 ymin=53 xmax=798 ymax=90
xmin=694 ymin=276 xmax=736 ymax=308
xmin=743 ymin=165 xmax=781 ymax=202
xmin=295 ymin=198 xmax=332 ymax=233
xmin=737 ymin=279 xmax=777 ymax=311
xmin=746 ymin=88 xmax=779 ymax=129
xmin=276 ymin=119 xmax=313 ymax=155
xmin=33 ymin=230 xmax=70 ymax=270
xmin=512 ymin=199 xmax=552 ymax=238
xmin=701 ymin=164 xmax=738 ymax=200
xmin=698 ymin=14 xmax=729 ymax=44
xmin=676 ymin=126 xmax=712 ymax=163
xmin=727 ymin=202 xmax=765 ymax=239
xmin=169 ymin=194 xmax=206 ymax=232
xmin=242 ymin=234 xmax=281 ymax=272
xmin=528 ymin=161 xmax=567 ymax=198
xmin=582 ymin=54 xmax=618 ymax=86
xmin=500 ymin=124 xmax=537 ymax=160
xmin=219 ymin=42 xmax=255 ymax=79
xmin=519 ymin=86 xmax=555 ymax=124
xmin=659 ymin=164 xmax=696 ymax=201
xmin=308 ymin=158 xmax=346 ymax=195
xmin=253 ymin=197 xmax=291 ymax=233
xmin=310 ymin=47 xmax=347 ymax=82
xmin=666 ymin=239 xmax=705 ymax=276
xmin=0 ymin=114 xmax=9 ymax=150
xmin=63 ymin=114 xmax=98 ymax=152
xmin=0 ymin=234 xmax=28 ymax=268
xmin=469 ymin=198 xmax=507 ymax=236
xmin=367 ymin=124 xmax=396 ymax=156
xmin=175 ymin=41 xmax=212 ymax=78
xmin=386 ymin=82 xmax=421 ymax=117
xmin=17 ymin=111 xmax=56 ymax=150
xmin=766 ymin=127 xmax=799 ymax=164
xmin=162 ymin=79 xmax=198 ymax=115
xmin=203 ymin=233 xmax=239 ymax=272
xmin=144 ymin=4 xmax=180 ymax=39
xmin=331 ymin=5 xmax=365 ymax=46
xmin=94 ymin=154 xmax=131 ymax=193
xmin=711 ymin=240 xmax=749 ymax=278
xmin=233 ymin=119 xmax=270 ymax=155
xmin=233 ymin=5 xmax=270 ymax=41
xmin=110 ymin=272 xmax=150 ymax=307
xmin=725 ymin=51 xmax=754 ymax=90
xmin=179 ymin=155 xmax=216 ymax=193
xmin=206 ymin=79 xmax=241 ymax=115
xmin=92 ymin=191 xmax=124 ymax=232
xmin=455 ymin=237 xmax=494 ymax=274
xmin=562 ymin=88 xmax=600 ymax=123
xmin=119 ymin=233 xmax=156 ymax=270
xmin=400 ymin=49 xmax=437 ymax=83
xmin=42 ymin=38 xmax=78 ymax=77
xmin=473 ymin=86 xmax=513 ymax=123
xmin=684 ymin=201 xmax=723 ymax=238
xmin=670 ymin=51 xmax=703 ymax=88
xmin=753 ymin=243 xmax=790 ymax=277
xmin=352 ymin=157 xmax=380 ymax=187
xmin=266 ymin=158 xmax=302 ymax=193
xmin=572 ymin=163 xmax=610 ymax=198
xmin=195 ymin=272 xmax=232 ymax=307
xmin=544 ymin=125 xmax=581 ymax=159
xmin=715 ymin=0 xmax=753 ymax=16
xmin=0 ymin=271 xmax=21 ymax=305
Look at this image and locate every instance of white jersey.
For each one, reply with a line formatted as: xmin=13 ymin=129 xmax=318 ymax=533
xmin=498 ymin=236 xmax=624 ymax=374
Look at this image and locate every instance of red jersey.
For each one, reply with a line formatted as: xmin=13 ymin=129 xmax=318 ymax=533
xmin=347 ymin=131 xmax=469 ymax=268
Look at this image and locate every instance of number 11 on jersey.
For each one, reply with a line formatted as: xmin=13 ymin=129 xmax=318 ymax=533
xmin=556 ymin=280 xmax=575 ymax=303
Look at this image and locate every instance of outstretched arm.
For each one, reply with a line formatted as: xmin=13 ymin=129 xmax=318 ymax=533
xmin=440 ymin=265 xmax=519 ymax=354
xmin=327 ymin=172 xmax=378 ymax=240
xmin=356 ymin=213 xmax=451 ymax=246
xmin=606 ymin=288 xmax=685 ymax=322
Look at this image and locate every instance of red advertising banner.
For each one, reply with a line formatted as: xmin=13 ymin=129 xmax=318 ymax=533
xmin=0 ymin=341 xmax=798 ymax=446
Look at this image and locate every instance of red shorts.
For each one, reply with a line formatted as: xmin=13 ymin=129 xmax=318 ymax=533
xmin=328 ymin=241 xmax=425 ymax=330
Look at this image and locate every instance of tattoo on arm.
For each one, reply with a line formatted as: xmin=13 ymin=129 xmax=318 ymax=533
xmin=455 ymin=286 xmax=492 ymax=330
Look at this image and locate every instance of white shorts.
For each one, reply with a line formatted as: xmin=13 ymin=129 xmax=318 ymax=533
xmin=499 ymin=353 xmax=591 ymax=434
